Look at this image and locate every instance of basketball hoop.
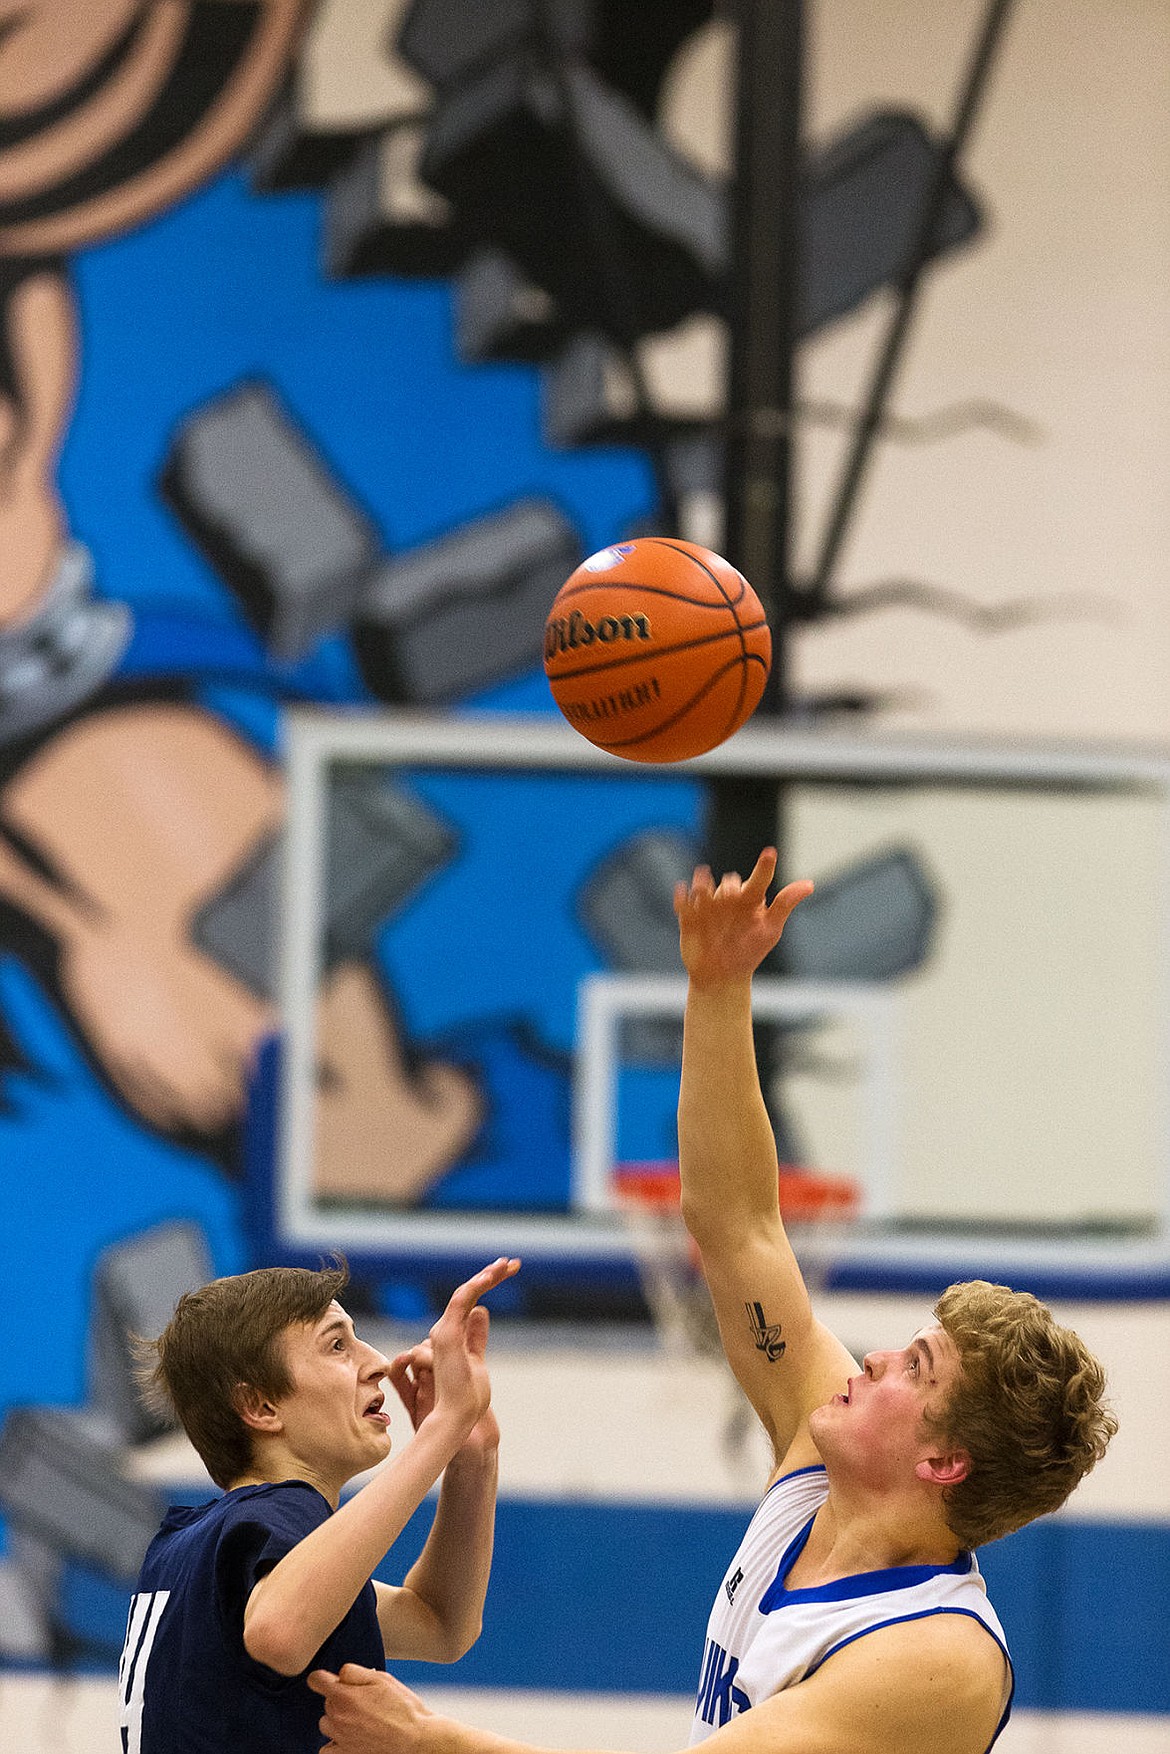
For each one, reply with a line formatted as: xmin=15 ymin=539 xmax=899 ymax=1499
xmin=613 ymin=1159 xmax=860 ymax=1456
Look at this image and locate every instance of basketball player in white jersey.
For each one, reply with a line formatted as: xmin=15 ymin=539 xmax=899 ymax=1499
xmin=308 ymin=847 xmax=1117 ymax=1754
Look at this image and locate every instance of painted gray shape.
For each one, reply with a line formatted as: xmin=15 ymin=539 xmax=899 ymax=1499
xmin=399 ymin=0 xmax=596 ymax=91
xmin=419 ymin=55 xmax=716 ymax=336
xmin=454 ymin=246 xmax=566 ymax=364
xmin=160 ymin=380 xmax=382 ymax=661
xmin=89 ymin=1223 xmax=213 ymax=1446
xmin=543 ymin=110 xmax=981 ymax=446
xmin=781 ymin=847 xmax=938 ymax=982
xmin=324 ymin=769 xmax=459 ymax=962
xmin=191 ymin=829 xmax=281 ymax=1000
xmin=355 ymin=498 xmax=580 ymax=704
xmin=324 ymin=127 xmax=467 ymax=279
xmin=800 ymin=109 xmax=980 ymax=336
xmin=193 ymin=777 xmax=458 ymax=998
xmin=0 ymin=542 xmax=131 ymax=746
xmin=0 ymin=1547 xmax=53 ymax=1660
xmin=543 ymin=330 xmax=631 ymax=448
xmin=0 ymin=1409 xmax=161 ymax=1585
xmin=563 ymin=61 xmax=725 ymax=276
xmin=578 ymin=829 xmax=699 ymax=1064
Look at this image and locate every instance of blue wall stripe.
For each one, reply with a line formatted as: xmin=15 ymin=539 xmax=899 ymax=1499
xmin=52 ymin=1498 xmax=1170 ymax=1715
xmin=385 ymin=1501 xmax=1170 ymax=1715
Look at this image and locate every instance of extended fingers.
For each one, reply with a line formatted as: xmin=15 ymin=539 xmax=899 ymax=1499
xmin=679 ymin=849 xmax=809 ymax=914
xmin=386 ymin=1351 xmax=419 ymax=1418
xmin=767 ymin=877 xmax=815 ymax=927
xmin=744 ymin=846 xmax=779 ymax=896
xmin=465 ymin=1303 xmax=490 ymax=1359
xmin=436 ymin=1257 xmax=520 ymax=1329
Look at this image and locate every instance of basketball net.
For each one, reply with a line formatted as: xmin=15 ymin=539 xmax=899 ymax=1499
xmin=613 ymin=1160 xmax=860 ymax=1459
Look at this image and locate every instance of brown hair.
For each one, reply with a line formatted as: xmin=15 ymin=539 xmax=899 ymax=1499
xmin=928 ymin=1280 xmax=1117 ymax=1548
xmin=139 ymin=1261 xmax=349 ymax=1489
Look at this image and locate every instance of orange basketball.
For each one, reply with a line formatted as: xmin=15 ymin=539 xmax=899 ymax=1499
xmin=543 ymin=537 xmax=772 ymax=762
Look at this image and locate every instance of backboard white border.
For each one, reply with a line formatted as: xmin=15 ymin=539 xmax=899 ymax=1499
xmin=275 ymin=708 xmax=1170 ymax=1290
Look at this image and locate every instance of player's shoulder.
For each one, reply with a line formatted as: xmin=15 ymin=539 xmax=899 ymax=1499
xmin=822 ymin=1605 xmax=1009 ymax=1700
xmin=213 ymin=1479 xmax=332 ymax=1539
xmin=808 ymin=1610 xmax=1010 ymax=1754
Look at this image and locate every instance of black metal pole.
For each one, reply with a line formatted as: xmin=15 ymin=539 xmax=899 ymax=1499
xmin=704 ymin=0 xmax=804 ymax=1155
xmin=706 ymin=0 xmax=803 ymax=885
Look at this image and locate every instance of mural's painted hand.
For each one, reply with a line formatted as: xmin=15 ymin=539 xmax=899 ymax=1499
xmin=314 ymin=963 xmax=485 ymax=1205
xmin=0 ymin=703 xmax=281 ymax=1134
xmin=57 ymin=921 xmax=274 ymax=1133
xmin=674 ymin=846 xmax=814 ymax=989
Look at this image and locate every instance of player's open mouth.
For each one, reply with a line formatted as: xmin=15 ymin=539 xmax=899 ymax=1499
xmin=363 ymin=1394 xmax=389 ymax=1427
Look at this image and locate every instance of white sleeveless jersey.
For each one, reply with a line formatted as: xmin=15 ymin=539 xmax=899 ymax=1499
xmin=689 ymin=1465 xmax=1013 ymax=1751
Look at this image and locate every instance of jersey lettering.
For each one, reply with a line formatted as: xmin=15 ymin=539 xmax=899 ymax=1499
xmin=118 ymin=1589 xmax=171 ymax=1754
xmin=696 ymin=1637 xmax=750 ymax=1726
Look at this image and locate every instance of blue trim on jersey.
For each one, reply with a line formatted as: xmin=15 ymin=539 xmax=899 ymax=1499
xmin=760 ymin=1513 xmax=974 ymax=1610
xmin=806 ymin=1606 xmax=1015 ymax=1753
xmin=771 ymin=1464 xmax=828 ymax=1488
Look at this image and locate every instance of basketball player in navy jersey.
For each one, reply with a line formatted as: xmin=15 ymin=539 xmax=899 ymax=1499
xmin=119 ymin=1252 xmax=519 ymax=1753
xmin=308 ymin=849 xmax=1117 ymax=1754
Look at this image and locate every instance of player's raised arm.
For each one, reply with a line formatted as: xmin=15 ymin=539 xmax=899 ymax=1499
xmin=310 ymin=1608 xmax=1006 ymax=1754
xmin=372 ymin=1295 xmax=504 ymax=1662
xmin=673 ymin=848 xmax=857 ymax=1472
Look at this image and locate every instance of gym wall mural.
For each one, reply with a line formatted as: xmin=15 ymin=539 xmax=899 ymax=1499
xmin=0 ymin=0 xmax=1165 ymax=1671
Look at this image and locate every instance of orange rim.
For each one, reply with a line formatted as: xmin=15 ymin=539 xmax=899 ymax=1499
xmin=613 ymin=1160 xmax=859 ymax=1222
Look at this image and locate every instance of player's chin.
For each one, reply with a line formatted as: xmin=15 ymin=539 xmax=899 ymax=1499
xmin=357 ymin=1419 xmax=393 ymax=1459
xmin=807 ymin=1401 xmax=834 ymax=1437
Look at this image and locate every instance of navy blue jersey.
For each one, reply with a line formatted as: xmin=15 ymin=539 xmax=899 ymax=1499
xmin=118 ymin=1480 xmax=385 ymax=1753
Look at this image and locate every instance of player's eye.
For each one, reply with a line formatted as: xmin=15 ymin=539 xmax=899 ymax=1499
xmin=908 ymin=1352 xmax=919 ymax=1374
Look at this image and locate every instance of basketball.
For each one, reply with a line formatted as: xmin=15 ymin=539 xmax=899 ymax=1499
xmin=543 ymin=537 xmax=772 ymax=763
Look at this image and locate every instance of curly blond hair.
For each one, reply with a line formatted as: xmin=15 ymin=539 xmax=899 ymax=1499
xmin=927 ymin=1280 xmax=1117 ymax=1548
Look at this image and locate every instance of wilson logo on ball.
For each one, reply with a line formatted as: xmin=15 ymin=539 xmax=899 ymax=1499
xmin=544 ymin=608 xmax=651 ymax=657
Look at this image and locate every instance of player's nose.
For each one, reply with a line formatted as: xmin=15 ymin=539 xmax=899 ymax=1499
xmin=360 ymin=1341 xmax=391 ymax=1376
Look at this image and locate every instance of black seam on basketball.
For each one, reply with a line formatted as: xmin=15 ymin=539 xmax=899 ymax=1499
xmin=638 ymin=539 xmax=749 ymax=611
xmin=553 ymin=579 xmax=750 ymax=612
xmin=547 ymin=622 xmax=769 ymax=683
xmin=634 ymin=541 xmax=759 ymax=676
xmin=598 ymin=653 xmax=769 ymax=750
xmin=723 ymin=650 xmax=750 ymax=743
xmin=606 ymin=656 xmax=765 ymax=750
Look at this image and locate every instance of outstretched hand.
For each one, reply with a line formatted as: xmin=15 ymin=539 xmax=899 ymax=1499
xmin=674 ymin=847 xmax=813 ymax=987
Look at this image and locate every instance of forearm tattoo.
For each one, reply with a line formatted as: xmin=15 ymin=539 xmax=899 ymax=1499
xmin=746 ymin=1300 xmax=786 ymax=1361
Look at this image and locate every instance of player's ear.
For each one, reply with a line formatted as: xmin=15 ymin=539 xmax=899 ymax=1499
xmin=915 ymin=1448 xmax=970 ymax=1487
xmin=233 ymin=1381 xmax=282 ymax=1433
